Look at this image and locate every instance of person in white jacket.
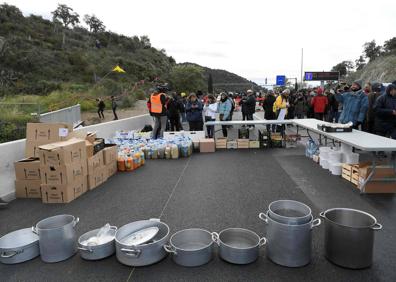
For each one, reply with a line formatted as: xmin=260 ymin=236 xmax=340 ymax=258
xmin=203 ymin=95 xmax=218 ymax=138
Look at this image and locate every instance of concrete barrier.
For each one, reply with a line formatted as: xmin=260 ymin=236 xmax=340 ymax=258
xmin=40 ymin=104 xmax=81 ymax=125
xmin=0 ymin=114 xmax=153 ymax=201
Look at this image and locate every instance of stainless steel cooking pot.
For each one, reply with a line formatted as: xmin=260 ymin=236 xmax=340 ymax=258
xmin=259 ymin=212 xmax=320 ymax=267
xmin=164 ymin=228 xmax=214 ymax=267
xmin=0 ymin=228 xmax=40 ymax=264
xmin=33 ymin=214 xmax=79 ymax=263
xmin=115 ymin=218 xmax=169 ymax=266
xmin=268 ymin=200 xmax=312 ymax=225
xmin=78 ymin=226 xmax=117 ymax=260
xmin=320 ymin=208 xmax=382 ymax=269
xmin=212 ymin=228 xmax=266 ymax=265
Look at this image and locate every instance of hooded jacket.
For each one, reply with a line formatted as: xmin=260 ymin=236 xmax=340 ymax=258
xmin=373 ymin=85 xmax=396 ymax=133
xmin=185 ymin=100 xmax=203 ymax=122
xmin=218 ymin=98 xmax=232 ymax=120
xmin=335 ymin=90 xmax=368 ymax=125
xmin=311 ymin=94 xmax=328 ymax=113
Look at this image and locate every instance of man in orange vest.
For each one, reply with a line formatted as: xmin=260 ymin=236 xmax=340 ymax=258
xmin=149 ymin=85 xmax=168 ymax=139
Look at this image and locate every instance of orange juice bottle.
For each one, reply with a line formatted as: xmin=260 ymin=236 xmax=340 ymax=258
xmin=125 ymin=156 xmax=134 ymax=171
xmin=117 ymin=156 xmax=126 ymax=172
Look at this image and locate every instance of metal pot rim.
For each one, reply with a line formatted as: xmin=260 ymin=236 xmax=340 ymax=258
xmin=321 ymin=208 xmax=378 ymax=229
xmin=36 ymin=214 xmax=76 ymax=231
xmin=266 ymin=212 xmax=314 ymax=227
xmin=218 ymin=228 xmax=261 ymax=250
xmin=0 ymin=228 xmax=39 ymax=250
xmin=115 ymin=220 xmax=170 ymax=247
xmin=268 ymin=200 xmax=312 ymax=221
xmin=170 ymin=228 xmax=213 ymax=252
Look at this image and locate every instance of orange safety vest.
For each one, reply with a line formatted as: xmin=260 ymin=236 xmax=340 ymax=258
xmin=150 ymin=93 xmax=165 ymax=114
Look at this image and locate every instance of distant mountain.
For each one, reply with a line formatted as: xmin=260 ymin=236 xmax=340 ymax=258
xmin=179 ymin=62 xmax=260 ymax=93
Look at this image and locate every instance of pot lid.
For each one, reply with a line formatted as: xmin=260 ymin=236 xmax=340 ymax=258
xmin=0 ymin=228 xmax=39 ymax=249
xmin=121 ymin=227 xmax=159 ymax=246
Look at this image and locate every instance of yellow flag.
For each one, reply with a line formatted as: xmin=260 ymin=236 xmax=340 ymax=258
xmin=112 ymin=65 xmax=126 ymax=73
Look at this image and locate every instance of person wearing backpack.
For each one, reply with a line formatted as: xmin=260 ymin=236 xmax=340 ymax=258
xmin=96 ymin=98 xmax=105 ymax=119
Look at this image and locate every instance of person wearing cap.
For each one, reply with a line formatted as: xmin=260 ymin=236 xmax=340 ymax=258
xmin=311 ymin=88 xmax=328 ymax=121
xmin=373 ymin=84 xmax=396 ymax=139
xmin=335 ymin=79 xmax=368 ymax=129
xmin=366 ymin=82 xmax=382 ymax=133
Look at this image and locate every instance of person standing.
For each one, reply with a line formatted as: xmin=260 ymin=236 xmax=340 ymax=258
xmin=335 ymin=80 xmax=368 ymax=129
xmin=186 ymin=93 xmax=204 ymax=131
xmin=326 ymin=89 xmax=339 ymax=123
xmin=311 ymin=88 xmax=328 ymax=121
xmin=263 ymin=91 xmax=276 ymax=132
xmin=245 ymin=89 xmax=256 ymax=129
xmin=110 ymin=96 xmax=118 ymax=120
xmin=203 ymin=95 xmax=218 ymax=138
xmin=294 ymin=92 xmax=306 ymax=119
xmin=218 ymin=93 xmax=232 ymax=137
xmin=167 ymin=92 xmax=184 ymax=131
xmin=273 ymin=89 xmax=289 ymax=134
xmin=96 ymin=98 xmax=105 ymax=119
xmin=240 ymin=93 xmax=248 ymax=121
xmin=366 ymin=82 xmax=382 ymax=133
xmin=149 ymin=86 xmax=167 ymax=139
xmin=373 ymin=84 xmax=396 ymax=139
xmin=180 ymin=92 xmax=187 ymax=123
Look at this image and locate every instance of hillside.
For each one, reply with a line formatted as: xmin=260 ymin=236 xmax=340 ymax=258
xmin=347 ymin=55 xmax=396 ymax=84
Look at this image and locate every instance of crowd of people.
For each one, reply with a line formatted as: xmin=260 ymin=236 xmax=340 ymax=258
xmin=146 ymin=80 xmax=396 ymax=141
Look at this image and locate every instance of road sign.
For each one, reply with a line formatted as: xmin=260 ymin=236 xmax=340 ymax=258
xmin=276 ymin=75 xmax=286 ymax=86
xmin=304 ymin=72 xmax=339 ymax=81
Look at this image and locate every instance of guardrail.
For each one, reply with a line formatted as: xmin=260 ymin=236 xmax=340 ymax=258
xmin=40 ymin=104 xmax=81 ymax=125
xmin=0 ymin=114 xmax=153 ymax=201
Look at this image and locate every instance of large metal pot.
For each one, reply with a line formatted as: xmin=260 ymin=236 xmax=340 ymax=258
xmin=33 ymin=214 xmax=79 ymax=263
xmin=268 ymin=200 xmax=312 ymax=225
xmin=259 ymin=212 xmax=321 ymax=267
xmin=320 ymin=208 xmax=382 ymax=269
xmin=212 ymin=228 xmax=266 ymax=265
xmin=0 ymin=228 xmax=40 ymax=264
xmin=115 ymin=218 xmax=169 ymax=266
xmin=164 ymin=228 xmax=214 ymax=267
xmin=78 ymin=226 xmax=117 ymax=260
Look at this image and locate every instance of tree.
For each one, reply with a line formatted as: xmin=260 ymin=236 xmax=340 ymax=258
xmin=140 ymin=35 xmax=151 ymax=48
xmin=363 ymin=40 xmax=382 ymax=62
xmin=331 ymin=61 xmax=354 ymax=77
xmin=0 ymin=4 xmax=23 ymax=23
xmin=355 ymin=55 xmax=366 ymax=71
xmin=169 ymin=65 xmax=206 ymax=93
xmin=51 ymin=4 xmax=80 ymax=48
xmin=83 ymin=14 xmax=105 ymax=33
xmin=208 ymin=73 xmax=213 ymax=93
xmin=383 ymin=37 xmax=396 ymax=54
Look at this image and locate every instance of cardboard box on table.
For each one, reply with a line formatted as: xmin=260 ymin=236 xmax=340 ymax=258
xmin=14 ymin=158 xmax=41 ymax=180
xmin=25 ymin=123 xmax=73 ymax=158
xmin=41 ymin=178 xmax=87 ymax=204
xmin=15 ymin=180 xmax=42 ymax=198
xmin=358 ymin=165 xmax=396 ymax=193
xmin=38 ymin=138 xmax=87 ymax=167
xmin=199 ymin=139 xmax=215 ymax=153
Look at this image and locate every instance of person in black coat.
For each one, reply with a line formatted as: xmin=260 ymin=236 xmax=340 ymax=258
xmin=244 ymin=90 xmax=256 ymax=128
xmin=167 ymin=93 xmax=184 ymax=131
xmin=96 ymin=98 xmax=105 ymax=119
xmin=373 ymin=84 xmax=396 ymax=139
xmin=263 ymin=91 xmax=276 ymax=132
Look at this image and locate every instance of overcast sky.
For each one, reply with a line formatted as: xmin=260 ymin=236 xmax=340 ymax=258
xmin=5 ymin=0 xmax=396 ymax=85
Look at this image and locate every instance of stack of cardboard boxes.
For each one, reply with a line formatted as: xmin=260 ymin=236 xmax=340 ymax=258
xmin=39 ymin=138 xmax=88 ymax=203
xmin=14 ymin=158 xmax=42 ymax=198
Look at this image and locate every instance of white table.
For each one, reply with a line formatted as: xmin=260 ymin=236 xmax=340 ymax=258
xmin=294 ymin=119 xmax=396 ymax=193
xmin=205 ymin=120 xmax=293 ymax=126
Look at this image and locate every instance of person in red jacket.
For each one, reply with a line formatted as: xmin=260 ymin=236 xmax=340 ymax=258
xmin=311 ymin=88 xmax=328 ymax=121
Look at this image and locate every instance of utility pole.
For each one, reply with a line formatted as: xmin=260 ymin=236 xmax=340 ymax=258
xmin=300 ymin=48 xmax=304 ymax=89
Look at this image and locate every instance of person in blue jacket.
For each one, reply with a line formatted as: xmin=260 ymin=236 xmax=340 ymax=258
xmin=185 ymin=93 xmax=203 ymax=131
xmin=218 ymin=92 xmax=232 ymax=137
xmin=335 ymin=79 xmax=368 ymax=129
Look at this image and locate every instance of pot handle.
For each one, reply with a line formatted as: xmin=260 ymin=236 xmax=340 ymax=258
xmin=258 ymin=237 xmax=267 ymax=247
xmin=258 ymin=212 xmax=268 ymax=224
xmin=1 ymin=250 xmax=21 ymax=258
xmin=149 ymin=218 xmax=160 ymax=222
xmin=31 ymin=226 xmax=37 ymax=234
xmin=163 ymin=244 xmax=177 ymax=255
xmin=78 ymin=246 xmax=93 ymax=253
xmin=371 ymin=222 xmax=382 ymax=231
xmin=73 ymin=217 xmax=80 ymax=227
xmin=121 ymin=248 xmax=142 ymax=258
xmin=110 ymin=226 xmax=118 ymax=231
xmin=211 ymin=232 xmax=220 ymax=245
xmin=311 ymin=218 xmax=321 ymax=229
xmin=319 ymin=212 xmax=325 ymax=218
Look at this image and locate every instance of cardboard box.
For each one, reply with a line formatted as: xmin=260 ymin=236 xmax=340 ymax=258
xmin=41 ymin=178 xmax=87 ymax=204
xmin=88 ymin=167 xmax=107 ymax=190
xmin=227 ymin=141 xmax=238 ymax=149
xmin=249 ymin=141 xmax=260 ymax=149
xmin=40 ymin=163 xmax=87 ymax=185
xmin=106 ymin=162 xmax=118 ymax=178
xmin=26 ymin=123 xmax=72 ymax=142
xmin=15 ymin=180 xmax=42 ymax=198
xmin=39 ymin=138 xmax=87 ymax=167
xmin=14 ymin=158 xmax=41 ymax=180
xmin=88 ymin=150 xmax=104 ymax=175
xmin=199 ymin=139 xmax=215 ymax=153
xmin=103 ymin=144 xmax=117 ymax=165
xmin=358 ymin=166 xmax=396 ymax=193
xmin=237 ymin=139 xmax=249 ymax=149
xmin=216 ymin=137 xmax=227 ymax=149
xmin=25 ymin=140 xmax=48 ymax=158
